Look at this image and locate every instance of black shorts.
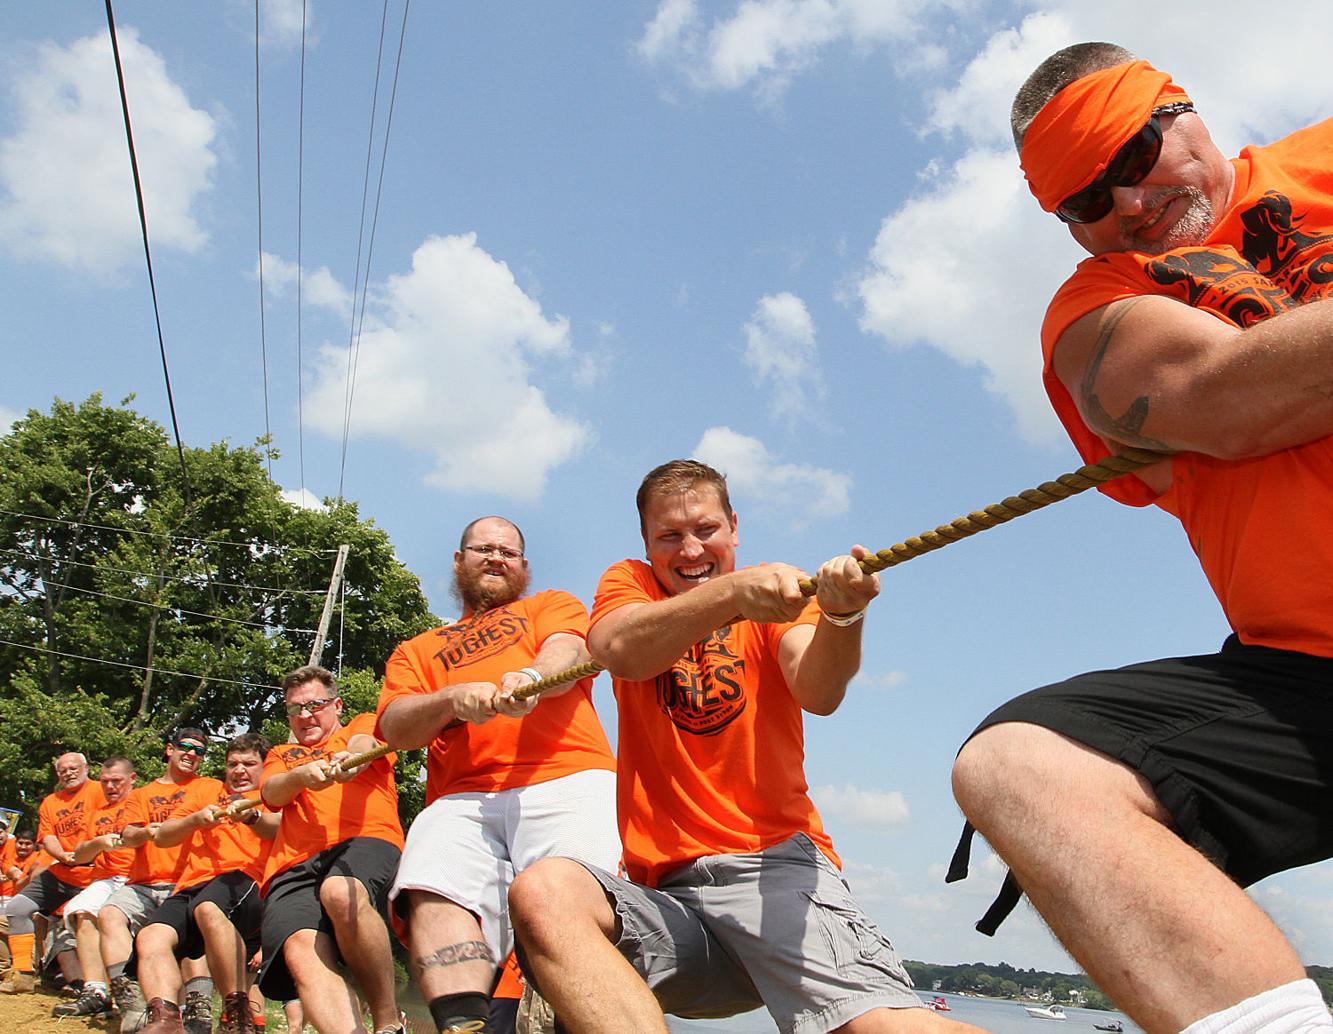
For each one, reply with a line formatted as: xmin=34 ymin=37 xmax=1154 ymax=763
xmin=146 ymin=872 xmax=264 ymax=963
xmin=950 ymin=635 xmax=1333 ymax=931
xmin=257 ymin=837 xmax=400 ymax=1002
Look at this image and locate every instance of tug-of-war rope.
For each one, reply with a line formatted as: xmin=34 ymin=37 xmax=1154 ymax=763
xmin=222 ymin=445 xmax=1164 ymax=818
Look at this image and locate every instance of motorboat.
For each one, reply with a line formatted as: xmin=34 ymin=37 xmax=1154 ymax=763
xmin=1093 ymin=1023 xmax=1123 ymax=1032
xmin=927 ymin=996 xmax=951 ymax=1011
xmin=1026 ymin=1003 xmax=1068 ymax=1020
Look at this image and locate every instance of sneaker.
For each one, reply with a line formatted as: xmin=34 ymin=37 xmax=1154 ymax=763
xmin=371 ymin=1013 xmax=409 ymax=1034
xmin=217 ymin=992 xmax=254 ymax=1034
xmin=0 ymin=969 xmax=35 ymax=994
xmin=111 ymin=973 xmax=151 ymax=1032
xmin=139 ymin=997 xmax=187 ymax=1034
xmin=183 ymin=988 xmax=215 ymax=1034
xmin=53 ymin=985 xmax=113 ymax=1017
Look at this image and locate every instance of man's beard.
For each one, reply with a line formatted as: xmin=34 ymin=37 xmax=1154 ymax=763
xmin=1123 ymin=186 xmax=1214 ymax=254
xmin=452 ymin=564 xmax=531 ymax=615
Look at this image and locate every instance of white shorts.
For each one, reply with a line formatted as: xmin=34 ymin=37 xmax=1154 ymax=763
xmin=62 ymin=876 xmax=127 ymax=931
xmin=390 ymin=768 xmax=620 ymax=961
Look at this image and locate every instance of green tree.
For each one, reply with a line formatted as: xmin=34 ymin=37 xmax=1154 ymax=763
xmin=0 ymin=395 xmax=437 ymax=826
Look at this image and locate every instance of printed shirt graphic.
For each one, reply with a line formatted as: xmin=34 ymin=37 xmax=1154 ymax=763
xmin=123 ymin=779 xmax=197 ymax=886
xmin=260 ymin=712 xmax=403 ymax=890
xmin=166 ymin=778 xmax=271 ymax=892
xmin=377 ymin=590 xmax=615 ymax=802
xmin=1040 ymin=119 xmax=1333 ymax=657
xmin=37 ymin=780 xmax=104 ymax=888
xmin=591 ymin=559 xmax=838 ymax=887
xmin=87 ymin=796 xmax=136 ymax=881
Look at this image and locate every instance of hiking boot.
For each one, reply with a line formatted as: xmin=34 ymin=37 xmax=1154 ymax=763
xmin=183 ymin=987 xmax=215 ymax=1034
xmin=217 ymin=992 xmax=254 ymax=1034
xmin=53 ymin=984 xmax=113 ymax=1017
xmin=139 ymin=997 xmax=187 ymax=1034
xmin=111 ymin=973 xmax=151 ymax=1032
xmin=0 ymin=969 xmax=35 ymax=994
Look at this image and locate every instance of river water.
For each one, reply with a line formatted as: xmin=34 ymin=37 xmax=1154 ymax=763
xmin=666 ymin=992 xmax=1144 ymax=1033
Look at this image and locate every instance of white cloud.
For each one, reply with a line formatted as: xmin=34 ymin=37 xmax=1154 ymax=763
xmin=0 ymin=28 xmax=217 ymax=275
xmin=280 ymin=487 xmax=326 ymax=511
xmin=304 ymin=233 xmax=590 ymax=502
xmin=857 ymin=4 xmax=1333 ymax=442
xmin=258 ymin=0 xmax=309 ymax=47
xmin=258 ymin=252 xmax=353 ymax=319
xmin=0 ymin=404 xmax=19 ymax=432
xmin=855 ymin=669 xmax=907 ymax=691
xmin=636 ymin=0 xmax=951 ymax=97
xmin=693 ymin=426 xmax=850 ymax=521
xmin=840 ymin=860 xmax=905 ymax=904
xmin=741 ymin=292 xmax=824 ymax=421
xmin=811 ymin=783 xmax=910 ymax=829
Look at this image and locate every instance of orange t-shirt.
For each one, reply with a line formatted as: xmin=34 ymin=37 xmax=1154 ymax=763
xmin=167 ymin=778 xmax=272 ymax=892
xmin=12 ymin=850 xmax=42 ymax=894
xmin=0 ymin=838 xmax=16 ymax=898
xmin=38 ymin=780 xmax=104 ymax=888
xmin=86 ymin=796 xmax=136 ymax=881
xmin=260 ymin=712 xmax=403 ymax=890
xmin=377 ymin=590 xmax=616 ymax=802
xmin=1041 ymin=119 xmax=1333 ymax=657
xmin=123 ymin=778 xmax=198 ymax=886
xmin=590 ymin=559 xmax=838 ymax=887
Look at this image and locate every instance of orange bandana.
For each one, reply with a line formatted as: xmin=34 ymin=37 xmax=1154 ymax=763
xmin=1020 ymin=59 xmax=1191 ymax=212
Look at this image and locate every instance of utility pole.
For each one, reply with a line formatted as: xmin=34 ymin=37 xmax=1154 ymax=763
xmin=309 ymin=544 xmax=350 ymax=667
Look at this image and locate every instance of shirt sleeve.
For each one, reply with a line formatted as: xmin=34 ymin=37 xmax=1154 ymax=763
xmin=590 ymin=560 xmax=656 ymax=630
xmin=532 ymin=590 xmax=590 ymax=645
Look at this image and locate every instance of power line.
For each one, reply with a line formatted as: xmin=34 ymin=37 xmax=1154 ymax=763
xmin=296 ymin=0 xmax=309 ymax=492
xmin=254 ymin=0 xmax=274 ymax=478
xmin=337 ymin=0 xmax=393 ymax=501
xmin=0 ymin=508 xmax=339 ymax=557
xmin=0 ymin=546 xmax=325 ymax=596
xmin=339 ymin=0 xmax=412 ymax=501
xmin=33 ymin=581 xmax=319 ymax=633
xmin=104 ymin=0 xmax=192 ymax=499
xmin=0 ymin=637 xmax=282 ymax=692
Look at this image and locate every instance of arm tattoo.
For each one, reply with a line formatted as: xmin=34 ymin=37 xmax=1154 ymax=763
xmin=1079 ymin=299 xmax=1170 ymax=451
xmin=412 ymin=940 xmax=495 ymax=975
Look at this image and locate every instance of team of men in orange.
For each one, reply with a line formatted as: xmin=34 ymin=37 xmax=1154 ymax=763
xmin=6 ymin=36 xmax=1333 ymax=1034
xmin=0 ymin=458 xmax=981 ymax=1034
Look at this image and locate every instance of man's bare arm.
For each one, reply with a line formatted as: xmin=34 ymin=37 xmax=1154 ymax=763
xmin=1055 ymin=295 xmax=1333 ymax=460
xmin=589 ymin=565 xmax=808 ymax=681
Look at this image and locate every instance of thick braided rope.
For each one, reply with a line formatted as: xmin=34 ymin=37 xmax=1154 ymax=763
xmin=224 ymin=742 xmax=399 ymax=815
xmin=512 ymin=448 xmax=1166 ymax=700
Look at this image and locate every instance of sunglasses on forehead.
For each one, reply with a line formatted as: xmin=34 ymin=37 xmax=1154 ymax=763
xmin=1055 ymin=102 xmax=1195 ymax=224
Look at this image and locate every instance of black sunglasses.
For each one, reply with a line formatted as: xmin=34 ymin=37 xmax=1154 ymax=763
xmin=173 ymin=741 xmax=207 ymax=756
xmin=1056 ymin=102 xmax=1194 ymax=224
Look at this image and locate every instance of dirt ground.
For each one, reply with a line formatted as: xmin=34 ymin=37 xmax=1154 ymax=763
xmin=0 ymin=983 xmax=435 ymax=1034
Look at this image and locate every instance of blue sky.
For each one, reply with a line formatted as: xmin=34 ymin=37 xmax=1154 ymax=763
xmin=4 ymin=0 xmax=1333 ymax=977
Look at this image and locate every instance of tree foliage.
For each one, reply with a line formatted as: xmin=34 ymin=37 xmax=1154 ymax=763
xmin=0 ymin=395 xmax=438 ymax=827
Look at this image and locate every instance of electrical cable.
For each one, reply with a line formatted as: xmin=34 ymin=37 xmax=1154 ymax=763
xmin=0 ymin=546 xmax=325 ymax=595
xmin=254 ymin=0 xmax=274 ymax=478
xmin=0 ymin=636 xmax=282 ymax=692
xmin=0 ymin=508 xmax=339 ymax=556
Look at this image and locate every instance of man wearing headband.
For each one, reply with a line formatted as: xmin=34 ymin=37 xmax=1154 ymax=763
xmin=949 ymin=42 xmax=1333 ymax=1034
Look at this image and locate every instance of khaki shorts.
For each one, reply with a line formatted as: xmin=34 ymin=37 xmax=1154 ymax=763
xmin=104 ymin=882 xmax=173 ymax=933
xmin=572 ymin=833 xmax=921 ymax=1034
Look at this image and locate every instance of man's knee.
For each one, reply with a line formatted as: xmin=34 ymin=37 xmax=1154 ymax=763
xmin=318 ymin=875 xmax=367 ymax=923
xmin=136 ymin=922 xmax=176 ymax=956
xmin=96 ymin=904 xmax=128 ymax=933
xmin=509 ymin=858 xmax=611 ymax=946
xmin=193 ymin=901 xmax=228 ymax=934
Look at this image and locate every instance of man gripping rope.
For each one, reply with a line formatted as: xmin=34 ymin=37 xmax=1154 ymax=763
xmin=510 ymin=461 xmax=983 ymax=1034
xmin=377 ymin=515 xmax=619 ymax=1034
xmin=949 ymin=43 xmax=1333 ymax=1034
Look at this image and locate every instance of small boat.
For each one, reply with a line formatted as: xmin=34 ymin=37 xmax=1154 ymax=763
xmin=1026 ymin=1004 xmax=1068 ymax=1021
xmin=1093 ymin=1023 xmax=1123 ymax=1032
xmin=928 ymin=996 xmax=951 ymax=1011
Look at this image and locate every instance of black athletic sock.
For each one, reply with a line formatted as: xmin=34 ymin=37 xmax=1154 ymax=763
xmin=428 ymin=992 xmax=492 ymax=1033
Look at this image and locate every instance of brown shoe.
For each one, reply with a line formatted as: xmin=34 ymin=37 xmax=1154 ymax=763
xmin=217 ymin=992 xmax=254 ymax=1034
xmin=140 ymin=997 xmax=187 ymax=1034
xmin=0 ymin=969 xmax=35 ymax=994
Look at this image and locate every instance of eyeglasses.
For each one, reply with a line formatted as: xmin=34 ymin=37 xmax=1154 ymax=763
xmin=1055 ymin=103 xmax=1195 ymax=224
xmin=172 ymin=741 xmax=207 ymax=756
xmin=462 ymin=544 xmax=524 ymax=561
xmin=284 ymin=696 xmax=339 ymax=718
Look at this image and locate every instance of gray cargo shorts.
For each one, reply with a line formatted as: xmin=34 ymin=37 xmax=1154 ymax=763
xmin=574 ymin=833 xmax=922 ymax=1034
